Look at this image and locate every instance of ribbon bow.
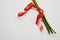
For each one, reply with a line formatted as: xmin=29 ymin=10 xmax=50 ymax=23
xmin=18 ymin=2 xmax=44 ymax=31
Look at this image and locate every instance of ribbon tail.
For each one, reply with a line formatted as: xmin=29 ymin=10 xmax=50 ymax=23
xmin=36 ymin=9 xmax=44 ymax=31
xmin=18 ymin=11 xmax=27 ymax=17
xmin=18 ymin=2 xmax=36 ymax=17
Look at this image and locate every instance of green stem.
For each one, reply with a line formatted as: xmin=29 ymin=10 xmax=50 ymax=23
xmin=42 ymin=16 xmax=50 ymax=34
xmin=42 ymin=15 xmax=53 ymax=34
xmin=32 ymin=0 xmax=56 ymax=34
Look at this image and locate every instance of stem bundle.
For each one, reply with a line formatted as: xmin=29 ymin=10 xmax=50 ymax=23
xmin=32 ymin=0 xmax=56 ymax=34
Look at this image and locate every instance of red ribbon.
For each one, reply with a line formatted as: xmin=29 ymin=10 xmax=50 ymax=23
xmin=18 ymin=2 xmax=36 ymax=17
xmin=18 ymin=2 xmax=44 ymax=31
xmin=36 ymin=8 xmax=44 ymax=31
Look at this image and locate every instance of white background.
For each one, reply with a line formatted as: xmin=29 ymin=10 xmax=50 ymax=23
xmin=0 ymin=0 xmax=60 ymax=40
